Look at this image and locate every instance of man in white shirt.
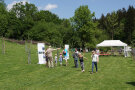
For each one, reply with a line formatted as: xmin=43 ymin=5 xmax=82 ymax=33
xmin=91 ymin=51 xmax=99 ymax=74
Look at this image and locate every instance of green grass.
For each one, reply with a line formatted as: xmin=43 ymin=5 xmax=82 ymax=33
xmin=0 ymin=39 xmax=135 ymax=90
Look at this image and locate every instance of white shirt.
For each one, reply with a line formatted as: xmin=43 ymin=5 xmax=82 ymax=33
xmin=92 ymin=54 xmax=98 ymax=62
xmin=55 ymin=56 xmax=57 ymax=60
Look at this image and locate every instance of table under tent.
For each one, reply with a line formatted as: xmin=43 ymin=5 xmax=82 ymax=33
xmin=96 ymin=40 xmax=131 ymax=57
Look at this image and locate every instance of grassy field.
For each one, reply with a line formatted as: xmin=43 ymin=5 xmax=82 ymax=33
xmin=0 ymin=39 xmax=135 ymax=90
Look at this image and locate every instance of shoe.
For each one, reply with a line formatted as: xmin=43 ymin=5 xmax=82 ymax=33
xmin=81 ymin=70 xmax=85 ymax=72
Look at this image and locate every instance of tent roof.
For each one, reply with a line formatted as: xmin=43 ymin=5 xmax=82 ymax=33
xmin=97 ymin=40 xmax=127 ymax=47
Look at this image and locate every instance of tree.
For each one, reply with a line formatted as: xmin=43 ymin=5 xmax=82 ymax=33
xmin=0 ymin=0 xmax=7 ymax=54
xmin=34 ymin=10 xmax=61 ymax=24
xmin=71 ymin=5 xmax=98 ymax=48
xmin=10 ymin=1 xmax=38 ymax=40
xmin=29 ymin=21 xmax=63 ymax=46
xmin=124 ymin=6 xmax=135 ymax=44
xmin=105 ymin=12 xmax=118 ymax=40
xmin=0 ymin=0 xmax=8 ymax=37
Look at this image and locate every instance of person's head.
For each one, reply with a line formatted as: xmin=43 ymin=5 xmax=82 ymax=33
xmin=78 ymin=53 xmax=81 ymax=56
xmin=60 ymin=53 xmax=62 ymax=55
xmin=49 ymin=46 xmax=51 ymax=48
xmin=92 ymin=51 xmax=95 ymax=54
xmin=75 ymin=48 xmax=77 ymax=52
xmin=55 ymin=54 xmax=57 ymax=56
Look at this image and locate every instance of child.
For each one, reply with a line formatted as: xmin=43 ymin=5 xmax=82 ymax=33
xmin=78 ymin=53 xmax=88 ymax=72
xmin=54 ymin=54 xmax=57 ymax=66
xmin=59 ymin=53 xmax=63 ymax=66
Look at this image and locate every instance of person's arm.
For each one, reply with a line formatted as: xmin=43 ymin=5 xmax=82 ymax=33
xmin=57 ymin=48 xmax=61 ymax=50
xmin=97 ymin=56 xmax=99 ymax=63
xmin=53 ymin=49 xmax=57 ymax=51
xmin=91 ymin=54 xmax=93 ymax=58
xmin=83 ymin=56 xmax=88 ymax=60
xmin=45 ymin=49 xmax=48 ymax=54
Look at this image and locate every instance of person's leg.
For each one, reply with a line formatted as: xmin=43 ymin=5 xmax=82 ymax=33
xmin=48 ymin=57 xmax=51 ymax=68
xmin=60 ymin=60 xmax=62 ymax=66
xmin=75 ymin=59 xmax=78 ymax=68
xmin=82 ymin=62 xmax=84 ymax=71
xmin=50 ymin=57 xmax=53 ymax=67
xmin=76 ymin=59 xmax=78 ymax=68
xmin=81 ymin=62 xmax=84 ymax=71
xmin=92 ymin=62 xmax=94 ymax=73
xmin=56 ymin=60 xmax=57 ymax=66
xmin=65 ymin=56 xmax=68 ymax=66
xmin=55 ymin=60 xmax=57 ymax=66
xmin=46 ymin=57 xmax=48 ymax=67
xmin=95 ymin=62 xmax=98 ymax=72
xmin=74 ymin=59 xmax=76 ymax=67
xmin=51 ymin=58 xmax=54 ymax=67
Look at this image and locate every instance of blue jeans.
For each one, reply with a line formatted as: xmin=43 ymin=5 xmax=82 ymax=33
xmin=74 ymin=58 xmax=78 ymax=68
xmin=92 ymin=62 xmax=97 ymax=72
xmin=80 ymin=62 xmax=84 ymax=70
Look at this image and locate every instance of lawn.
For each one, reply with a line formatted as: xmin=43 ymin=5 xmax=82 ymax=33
xmin=0 ymin=39 xmax=135 ymax=90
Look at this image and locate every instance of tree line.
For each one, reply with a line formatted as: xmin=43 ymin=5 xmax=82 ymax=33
xmin=0 ymin=0 xmax=135 ymax=48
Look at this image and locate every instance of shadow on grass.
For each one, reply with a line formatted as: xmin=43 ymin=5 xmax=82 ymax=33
xmin=71 ymin=66 xmax=77 ymax=68
xmin=126 ymin=82 xmax=135 ymax=86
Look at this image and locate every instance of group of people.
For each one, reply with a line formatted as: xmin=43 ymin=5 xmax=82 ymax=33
xmin=45 ymin=46 xmax=99 ymax=74
xmin=45 ymin=46 xmax=68 ymax=68
xmin=73 ymin=48 xmax=99 ymax=73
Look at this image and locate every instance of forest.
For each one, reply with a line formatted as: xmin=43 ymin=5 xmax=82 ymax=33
xmin=0 ymin=0 xmax=135 ymax=48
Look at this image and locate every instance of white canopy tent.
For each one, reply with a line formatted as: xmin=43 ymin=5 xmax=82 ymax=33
xmin=96 ymin=40 xmax=128 ymax=57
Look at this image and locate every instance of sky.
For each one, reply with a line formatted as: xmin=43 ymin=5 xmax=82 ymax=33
xmin=5 ymin=0 xmax=135 ymax=19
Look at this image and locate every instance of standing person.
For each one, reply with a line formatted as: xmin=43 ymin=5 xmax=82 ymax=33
xmin=73 ymin=48 xmax=79 ymax=68
xmin=78 ymin=53 xmax=88 ymax=72
xmin=63 ymin=47 xmax=68 ymax=66
xmin=91 ymin=51 xmax=99 ymax=74
xmin=59 ymin=53 xmax=63 ymax=66
xmin=96 ymin=48 xmax=100 ymax=56
xmin=54 ymin=54 xmax=57 ymax=66
xmin=45 ymin=46 xmax=59 ymax=68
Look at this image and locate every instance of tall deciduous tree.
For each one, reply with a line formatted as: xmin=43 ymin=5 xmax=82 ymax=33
xmin=0 ymin=0 xmax=8 ymax=37
xmin=105 ymin=12 xmax=118 ymax=40
xmin=71 ymin=5 xmax=97 ymax=48
xmin=34 ymin=10 xmax=61 ymax=24
xmin=10 ymin=1 xmax=38 ymax=40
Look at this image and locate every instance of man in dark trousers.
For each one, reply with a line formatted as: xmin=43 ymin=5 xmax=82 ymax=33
xmin=73 ymin=48 xmax=79 ymax=68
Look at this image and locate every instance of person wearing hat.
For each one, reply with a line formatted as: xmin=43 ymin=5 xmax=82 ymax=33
xmin=45 ymin=46 xmax=60 ymax=68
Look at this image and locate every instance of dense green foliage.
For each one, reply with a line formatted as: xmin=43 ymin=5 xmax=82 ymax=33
xmin=71 ymin=6 xmax=105 ymax=48
xmin=0 ymin=0 xmax=135 ymax=48
xmin=0 ymin=39 xmax=135 ymax=90
xmin=98 ymin=6 xmax=135 ymax=46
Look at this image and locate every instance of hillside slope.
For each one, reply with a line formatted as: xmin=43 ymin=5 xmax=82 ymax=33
xmin=0 ymin=40 xmax=135 ymax=90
